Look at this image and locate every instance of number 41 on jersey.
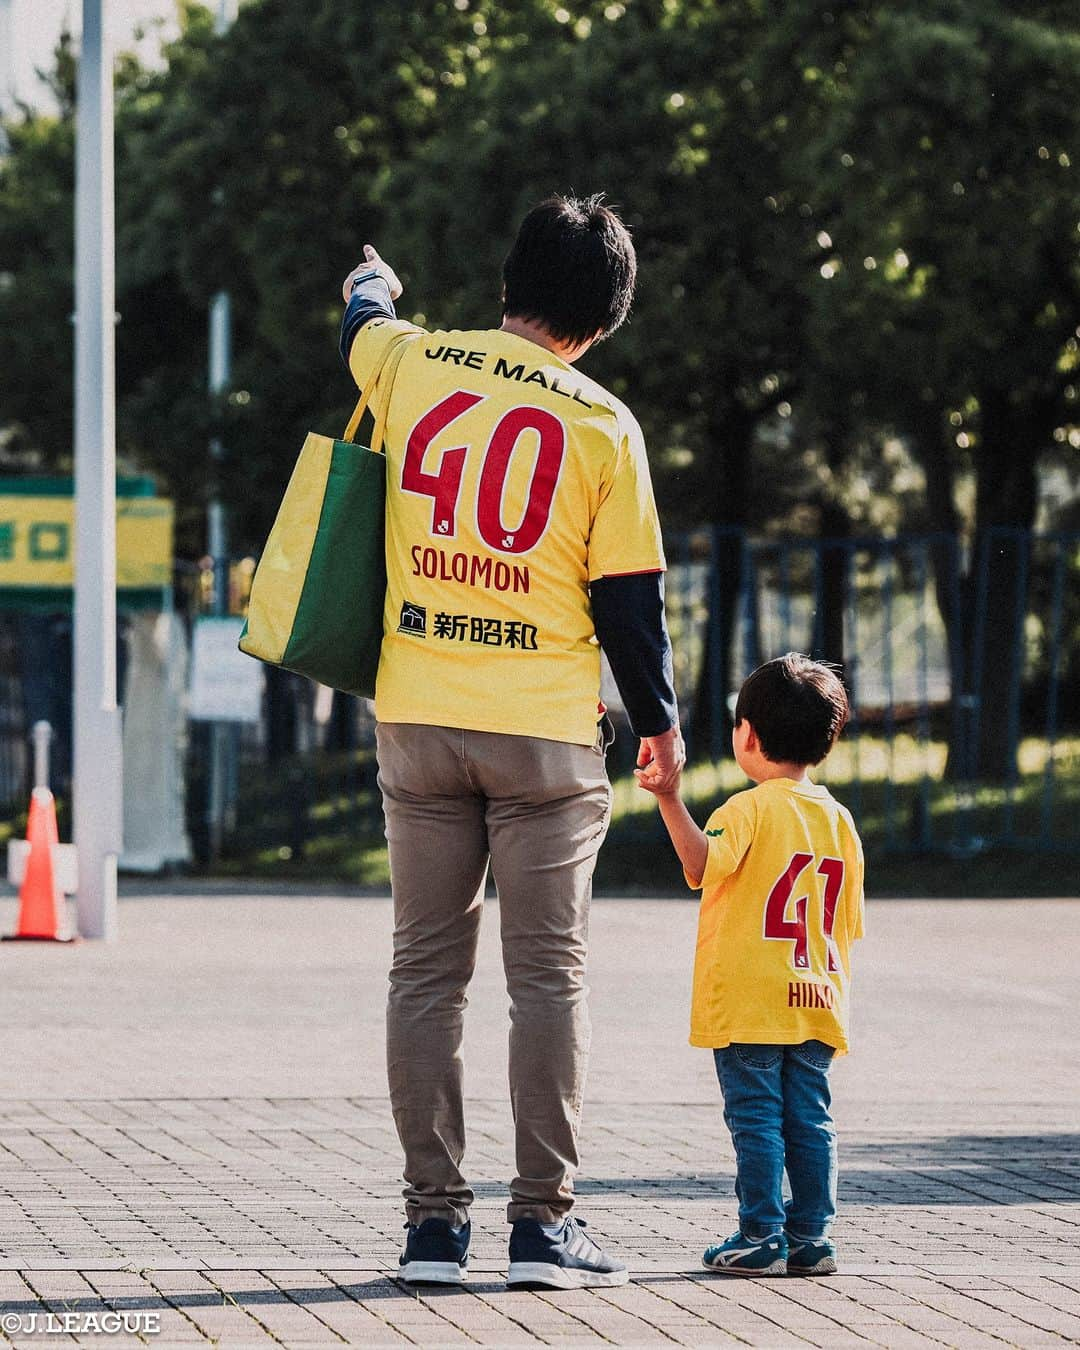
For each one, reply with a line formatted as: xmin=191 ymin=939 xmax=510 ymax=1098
xmin=763 ymin=853 xmax=845 ymax=974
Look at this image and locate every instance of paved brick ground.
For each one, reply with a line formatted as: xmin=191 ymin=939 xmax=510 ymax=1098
xmin=0 ymin=895 xmax=1077 ymax=1347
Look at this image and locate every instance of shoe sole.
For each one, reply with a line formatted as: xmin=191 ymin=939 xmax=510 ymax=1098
xmin=507 ymin=1261 xmax=629 ymax=1289
xmin=397 ymin=1260 xmax=467 ymax=1284
xmin=702 ymin=1256 xmax=788 ymax=1277
xmin=788 ymin=1257 xmax=837 ymax=1276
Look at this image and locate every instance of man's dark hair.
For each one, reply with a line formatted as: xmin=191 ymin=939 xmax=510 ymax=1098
xmin=502 ymin=194 xmax=636 ymax=347
xmin=734 ymin=653 xmax=850 ymax=766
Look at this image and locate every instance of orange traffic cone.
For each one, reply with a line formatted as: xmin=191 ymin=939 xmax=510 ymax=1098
xmin=4 ymin=787 xmax=74 ymax=943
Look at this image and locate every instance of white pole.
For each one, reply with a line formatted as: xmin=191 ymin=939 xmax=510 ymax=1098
xmin=0 ymin=0 xmax=14 ymax=151
xmin=206 ymin=289 xmax=230 ymax=858
xmin=205 ymin=0 xmax=237 ymax=859
xmin=208 ymin=0 xmax=235 ymax=610
xmin=73 ymin=0 xmax=121 ymax=940
xmin=208 ymin=288 xmax=231 ymax=615
xmin=0 ymin=0 xmax=14 ymax=106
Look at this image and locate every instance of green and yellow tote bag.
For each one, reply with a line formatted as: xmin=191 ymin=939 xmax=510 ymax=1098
xmin=238 ymin=333 xmax=413 ymax=698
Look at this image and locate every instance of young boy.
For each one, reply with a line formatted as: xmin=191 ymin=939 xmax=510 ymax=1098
xmin=637 ymin=653 xmax=864 ymax=1277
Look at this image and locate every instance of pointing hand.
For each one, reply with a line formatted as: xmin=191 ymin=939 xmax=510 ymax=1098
xmin=342 ymin=244 xmax=403 ymax=303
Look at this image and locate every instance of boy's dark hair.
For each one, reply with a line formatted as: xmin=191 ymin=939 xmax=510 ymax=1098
xmin=502 ymin=194 xmax=636 ymax=347
xmin=734 ymin=653 xmax=850 ymax=766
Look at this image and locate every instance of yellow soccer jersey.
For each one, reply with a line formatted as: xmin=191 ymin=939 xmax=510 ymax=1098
xmin=349 ymin=318 xmax=666 ymax=745
xmin=687 ymin=779 xmax=865 ymax=1054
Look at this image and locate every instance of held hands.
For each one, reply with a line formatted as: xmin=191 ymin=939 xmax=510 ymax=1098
xmin=634 ymin=725 xmax=686 ymax=797
xmin=342 ymin=244 xmax=403 ymax=303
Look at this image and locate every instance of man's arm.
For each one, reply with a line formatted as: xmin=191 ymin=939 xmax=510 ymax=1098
xmin=591 ymin=571 xmax=684 ymax=791
xmin=339 ymin=245 xmax=404 ymax=370
xmin=591 ymin=572 xmax=675 ymax=736
xmin=339 ymin=274 xmax=396 ymax=369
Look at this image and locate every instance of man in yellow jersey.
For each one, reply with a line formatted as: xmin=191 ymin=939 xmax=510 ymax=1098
xmin=339 ymin=196 xmax=684 ymax=1289
xmin=638 ymin=654 xmax=864 ymax=1278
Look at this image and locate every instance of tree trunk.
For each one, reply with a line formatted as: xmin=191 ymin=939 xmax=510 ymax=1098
xmin=967 ymin=529 xmax=1032 ymax=782
xmin=326 ymin=690 xmax=357 ymax=753
xmin=953 ymin=390 xmax=1043 ymax=783
xmin=266 ymin=666 xmax=299 ymax=764
xmin=817 ymin=427 xmax=852 ymax=676
xmin=693 ymin=525 xmax=745 ymax=761
xmin=905 ymin=405 xmax=968 ymax=782
xmin=691 ymin=404 xmax=753 ymax=762
xmin=907 ymin=404 xmax=960 ymax=630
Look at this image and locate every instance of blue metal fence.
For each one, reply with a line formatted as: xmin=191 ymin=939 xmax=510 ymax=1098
xmin=661 ymin=528 xmax=1079 ymax=855
xmin=181 ymin=527 xmax=1080 ymax=862
xmin=3 ymin=530 xmax=1075 ymax=864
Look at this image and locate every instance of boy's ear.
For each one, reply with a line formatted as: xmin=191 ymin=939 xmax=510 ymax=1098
xmin=742 ymin=720 xmax=759 ymax=753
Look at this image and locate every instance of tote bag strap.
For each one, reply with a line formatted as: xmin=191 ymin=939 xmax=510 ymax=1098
xmin=342 ymin=331 xmax=415 ymax=447
xmin=367 ymin=335 xmax=414 ymax=455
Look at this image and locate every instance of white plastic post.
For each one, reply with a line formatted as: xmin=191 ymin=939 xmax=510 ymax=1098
xmin=31 ymin=721 xmax=51 ymax=791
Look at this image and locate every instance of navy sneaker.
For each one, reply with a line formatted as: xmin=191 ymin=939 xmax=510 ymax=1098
xmin=507 ymin=1216 xmax=629 ymax=1289
xmin=398 ymin=1217 xmax=470 ymax=1284
xmin=702 ymin=1230 xmax=788 ymax=1276
xmin=787 ymin=1235 xmax=837 ymax=1276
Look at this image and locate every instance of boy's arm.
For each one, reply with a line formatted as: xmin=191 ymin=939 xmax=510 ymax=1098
xmin=640 ymin=773 xmax=755 ymax=891
xmin=653 ymin=792 xmax=709 ymax=888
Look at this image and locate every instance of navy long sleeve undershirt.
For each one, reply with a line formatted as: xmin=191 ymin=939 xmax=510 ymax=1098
xmin=591 ymin=572 xmax=678 ymax=738
xmin=338 ymin=277 xmax=677 ymax=737
xmin=339 ymin=270 xmax=397 ymax=369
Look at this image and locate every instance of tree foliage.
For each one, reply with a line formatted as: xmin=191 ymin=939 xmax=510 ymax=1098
xmin=1 ymin=0 xmax=1078 ymax=776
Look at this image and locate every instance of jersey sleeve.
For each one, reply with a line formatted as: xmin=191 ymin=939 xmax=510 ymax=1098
xmin=685 ymin=796 xmax=756 ymax=891
xmin=348 ymin=315 xmax=424 ymax=393
xmin=587 ymin=412 xmax=666 ymax=581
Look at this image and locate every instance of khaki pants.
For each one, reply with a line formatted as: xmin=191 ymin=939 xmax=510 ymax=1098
xmin=376 ymin=721 xmax=612 ymax=1226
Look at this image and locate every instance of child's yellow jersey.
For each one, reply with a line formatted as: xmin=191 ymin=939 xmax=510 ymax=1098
xmin=349 ymin=319 xmax=666 ymax=746
xmin=687 ymin=779 xmax=865 ymax=1053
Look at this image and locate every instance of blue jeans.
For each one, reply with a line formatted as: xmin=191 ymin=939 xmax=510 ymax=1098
xmin=713 ymin=1041 xmax=837 ymax=1242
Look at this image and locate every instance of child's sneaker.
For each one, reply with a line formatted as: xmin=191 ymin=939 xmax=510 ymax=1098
xmin=398 ymin=1217 xmax=470 ymax=1283
xmin=702 ymin=1231 xmax=788 ymax=1276
xmin=786 ymin=1236 xmax=837 ymax=1276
